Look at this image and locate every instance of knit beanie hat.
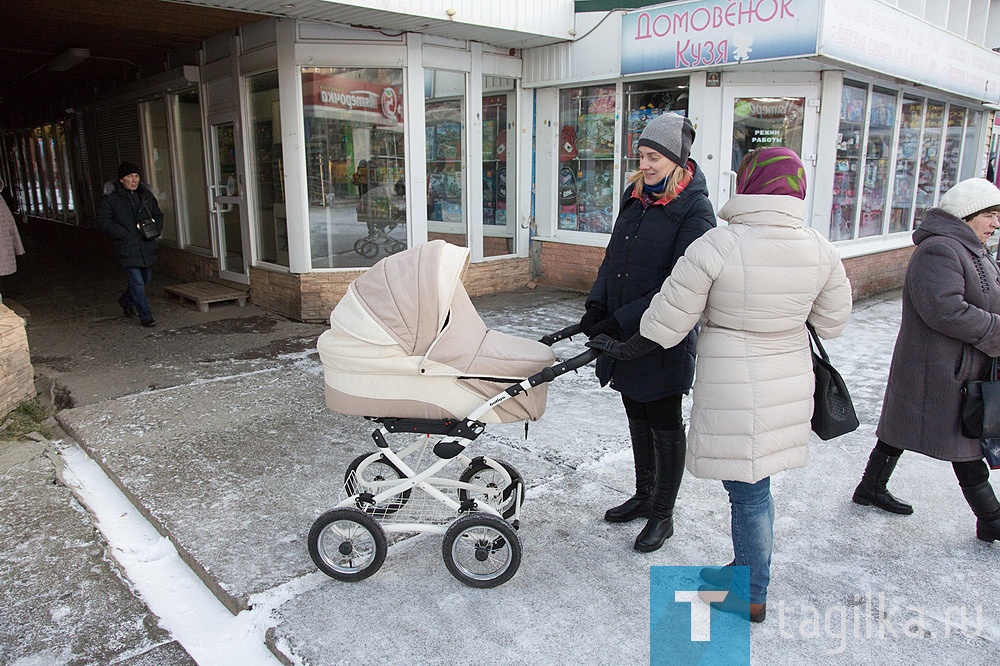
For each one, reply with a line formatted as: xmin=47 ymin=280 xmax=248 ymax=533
xmin=736 ymin=147 xmax=807 ymax=199
xmin=637 ymin=113 xmax=695 ymax=166
xmin=938 ymin=178 xmax=1000 ymax=220
xmin=117 ymin=161 xmax=141 ymax=180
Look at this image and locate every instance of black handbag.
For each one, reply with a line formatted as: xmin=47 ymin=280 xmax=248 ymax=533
xmin=808 ymin=324 xmax=860 ymax=440
xmin=137 ymin=199 xmax=160 ymax=241
xmin=960 ymin=358 xmax=1000 ymax=439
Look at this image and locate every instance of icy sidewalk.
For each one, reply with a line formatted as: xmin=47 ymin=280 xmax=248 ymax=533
xmin=52 ymin=288 xmax=999 ymax=664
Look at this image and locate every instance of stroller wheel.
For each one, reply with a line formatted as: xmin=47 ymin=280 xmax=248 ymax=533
xmin=387 ymin=240 xmax=406 ymax=254
xmin=355 ymin=240 xmax=379 ymax=258
xmin=442 ymin=513 xmax=521 ymax=588
xmin=308 ymin=508 xmax=387 ymax=581
xmin=457 ymin=458 xmax=524 ymax=519
xmin=344 ymin=452 xmax=411 ymax=516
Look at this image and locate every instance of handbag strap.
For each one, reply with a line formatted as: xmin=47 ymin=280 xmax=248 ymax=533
xmin=807 ymin=323 xmax=830 ymax=362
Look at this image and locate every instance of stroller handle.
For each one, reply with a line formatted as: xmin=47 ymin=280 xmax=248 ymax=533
xmin=539 ymin=323 xmax=583 ymax=346
xmin=532 ymin=348 xmax=600 ymax=385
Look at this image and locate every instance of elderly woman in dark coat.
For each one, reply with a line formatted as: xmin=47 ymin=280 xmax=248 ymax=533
xmin=579 ymin=112 xmax=716 ymax=552
xmin=853 ymin=178 xmax=1000 ymax=542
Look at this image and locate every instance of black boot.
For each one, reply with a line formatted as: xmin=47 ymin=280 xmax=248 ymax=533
xmin=117 ymin=292 xmax=137 ymax=318
xmin=605 ymin=419 xmax=655 ymax=523
xmin=634 ymin=428 xmax=685 ymax=552
xmin=960 ymin=482 xmax=1000 ymax=542
xmin=852 ymin=448 xmax=913 ymax=515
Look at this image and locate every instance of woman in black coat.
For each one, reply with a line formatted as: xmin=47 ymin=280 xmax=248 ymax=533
xmin=96 ymin=162 xmax=164 ymax=327
xmin=853 ymin=178 xmax=1000 ymax=543
xmin=580 ymin=113 xmax=716 ymax=552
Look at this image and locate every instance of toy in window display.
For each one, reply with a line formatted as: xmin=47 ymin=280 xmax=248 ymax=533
xmin=558 ymin=165 xmax=579 ymax=230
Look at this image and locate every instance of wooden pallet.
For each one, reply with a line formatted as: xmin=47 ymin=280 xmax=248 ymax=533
xmin=164 ymin=281 xmax=248 ymax=313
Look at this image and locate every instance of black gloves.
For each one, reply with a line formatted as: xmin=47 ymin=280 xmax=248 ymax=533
xmin=588 ymin=317 xmax=620 ymax=339
xmin=586 ymin=333 xmax=660 ymax=360
xmin=579 ymin=304 xmax=607 ymax=338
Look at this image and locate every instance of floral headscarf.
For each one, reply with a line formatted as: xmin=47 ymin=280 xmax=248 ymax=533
xmin=736 ymin=147 xmax=806 ymax=199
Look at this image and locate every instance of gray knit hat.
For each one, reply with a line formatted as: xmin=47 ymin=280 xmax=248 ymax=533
xmin=938 ymin=178 xmax=1000 ymax=220
xmin=638 ymin=113 xmax=695 ymax=166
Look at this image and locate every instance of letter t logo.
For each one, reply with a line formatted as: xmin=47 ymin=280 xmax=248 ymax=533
xmin=675 ymin=590 xmax=728 ymax=641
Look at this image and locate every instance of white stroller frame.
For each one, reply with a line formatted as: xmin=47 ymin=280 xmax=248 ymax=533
xmin=308 ymin=324 xmax=596 ymax=588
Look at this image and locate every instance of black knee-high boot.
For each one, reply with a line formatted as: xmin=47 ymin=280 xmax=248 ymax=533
xmin=605 ymin=419 xmax=656 ymax=523
xmin=634 ymin=428 xmax=686 ymax=552
xmin=960 ymin=481 xmax=1000 ymax=542
xmin=853 ymin=447 xmax=913 ymax=515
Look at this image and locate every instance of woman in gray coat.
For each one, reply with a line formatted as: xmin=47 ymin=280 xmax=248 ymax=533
xmin=853 ymin=178 xmax=1000 ymax=543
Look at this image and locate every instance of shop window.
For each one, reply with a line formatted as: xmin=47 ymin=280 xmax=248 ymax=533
xmin=859 ymin=87 xmax=896 ymax=238
xmin=301 ymin=67 xmax=406 ymax=268
xmin=960 ymin=110 xmax=982 ymax=181
xmin=559 ymin=85 xmax=616 ymax=234
xmin=138 ymin=91 xmax=210 ymax=251
xmin=483 ymin=76 xmax=516 ymax=257
xmin=175 ymin=90 xmax=211 ymax=252
xmin=139 ymin=99 xmax=177 ymax=243
xmin=916 ymin=101 xmax=945 ymax=211
xmin=831 ymin=81 xmax=868 ymax=241
xmin=18 ymin=123 xmax=75 ymax=224
xmin=889 ymin=96 xmax=922 ymax=233
xmin=939 ymin=106 xmax=968 ymax=198
xmin=247 ymin=71 xmax=288 ymax=267
xmin=426 ymin=69 xmax=467 ymax=249
xmin=622 ymin=80 xmax=688 ymax=176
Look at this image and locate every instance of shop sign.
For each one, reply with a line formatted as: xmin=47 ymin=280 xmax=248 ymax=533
xmin=821 ymin=0 xmax=1000 ymax=104
xmin=621 ymin=0 xmax=820 ymax=75
xmin=303 ymin=73 xmax=403 ymax=121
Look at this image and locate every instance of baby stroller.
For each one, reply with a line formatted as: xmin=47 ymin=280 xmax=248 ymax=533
xmin=354 ymin=182 xmax=406 ymax=258
xmin=310 ymin=240 xmax=596 ymax=587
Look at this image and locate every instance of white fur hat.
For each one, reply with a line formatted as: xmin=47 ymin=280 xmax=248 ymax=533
xmin=938 ymin=178 xmax=1000 ymax=220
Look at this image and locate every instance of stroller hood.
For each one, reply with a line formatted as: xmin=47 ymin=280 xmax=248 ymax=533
xmin=318 ymin=240 xmax=556 ymax=423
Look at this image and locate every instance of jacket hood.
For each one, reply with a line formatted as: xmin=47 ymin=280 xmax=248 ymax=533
xmin=103 ymin=180 xmax=152 ymax=196
xmin=717 ymin=193 xmax=805 ymax=226
xmin=913 ymin=208 xmax=986 ymax=255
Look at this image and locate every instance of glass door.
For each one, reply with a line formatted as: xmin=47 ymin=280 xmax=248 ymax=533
xmin=720 ymin=86 xmax=819 ymax=223
xmin=210 ymin=119 xmax=249 ymax=283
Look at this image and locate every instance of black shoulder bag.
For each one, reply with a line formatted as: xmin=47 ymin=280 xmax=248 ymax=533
xmin=808 ymin=324 xmax=860 ymax=440
xmin=961 ymin=357 xmax=1000 ymax=439
xmin=137 ymin=198 xmax=160 ymax=241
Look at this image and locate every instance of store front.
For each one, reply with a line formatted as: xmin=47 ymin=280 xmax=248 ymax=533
xmin=184 ymin=20 xmax=534 ymax=319
xmin=527 ymin=0 xmax=1000 ymax=298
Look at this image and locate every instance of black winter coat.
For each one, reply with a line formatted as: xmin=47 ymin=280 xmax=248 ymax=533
xmin=96 ymin=181 xmax=163 ymax=269
xmin=587 ymin=161 xmax=717 ymax=401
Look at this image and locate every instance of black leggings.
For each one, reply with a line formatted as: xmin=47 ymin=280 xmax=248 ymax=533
xmin=621 ymin=394 xmax=684 ymax=430
xmin=876 ymin=439 xmax=989 ymax=487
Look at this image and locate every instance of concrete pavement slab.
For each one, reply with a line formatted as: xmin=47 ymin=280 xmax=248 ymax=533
xmin=0 ymin=438 xmax=195 ymax=665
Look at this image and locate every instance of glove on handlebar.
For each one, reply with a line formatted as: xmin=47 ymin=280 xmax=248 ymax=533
xmin=585 ymin=333 xmax=660 ymax=360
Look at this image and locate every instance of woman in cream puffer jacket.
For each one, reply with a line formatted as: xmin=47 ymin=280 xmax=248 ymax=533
xmin=588 ymin=147 xmax=852 ymax=621
xmin=641 ymin=193 xmax=853 ymax=484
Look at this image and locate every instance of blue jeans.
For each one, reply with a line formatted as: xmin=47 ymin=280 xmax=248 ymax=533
xmin=122 ymin=266 xmax=154 ymax=321
xmin=722 ymin=477 xmax=774 ymax=605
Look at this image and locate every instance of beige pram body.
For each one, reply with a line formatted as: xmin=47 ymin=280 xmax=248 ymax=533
xmin=317 ymin=240 xmax=556 ymax=424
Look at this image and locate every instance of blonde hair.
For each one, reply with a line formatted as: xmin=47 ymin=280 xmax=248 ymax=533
xmin=627 ymin=164 xmax=690 ymax=201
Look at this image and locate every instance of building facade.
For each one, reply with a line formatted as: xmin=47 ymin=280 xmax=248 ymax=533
xmin=3 ymin=1 xmax=1000 ymax=320
xmin=528 ymin=0 xmax=1000 ymax=297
